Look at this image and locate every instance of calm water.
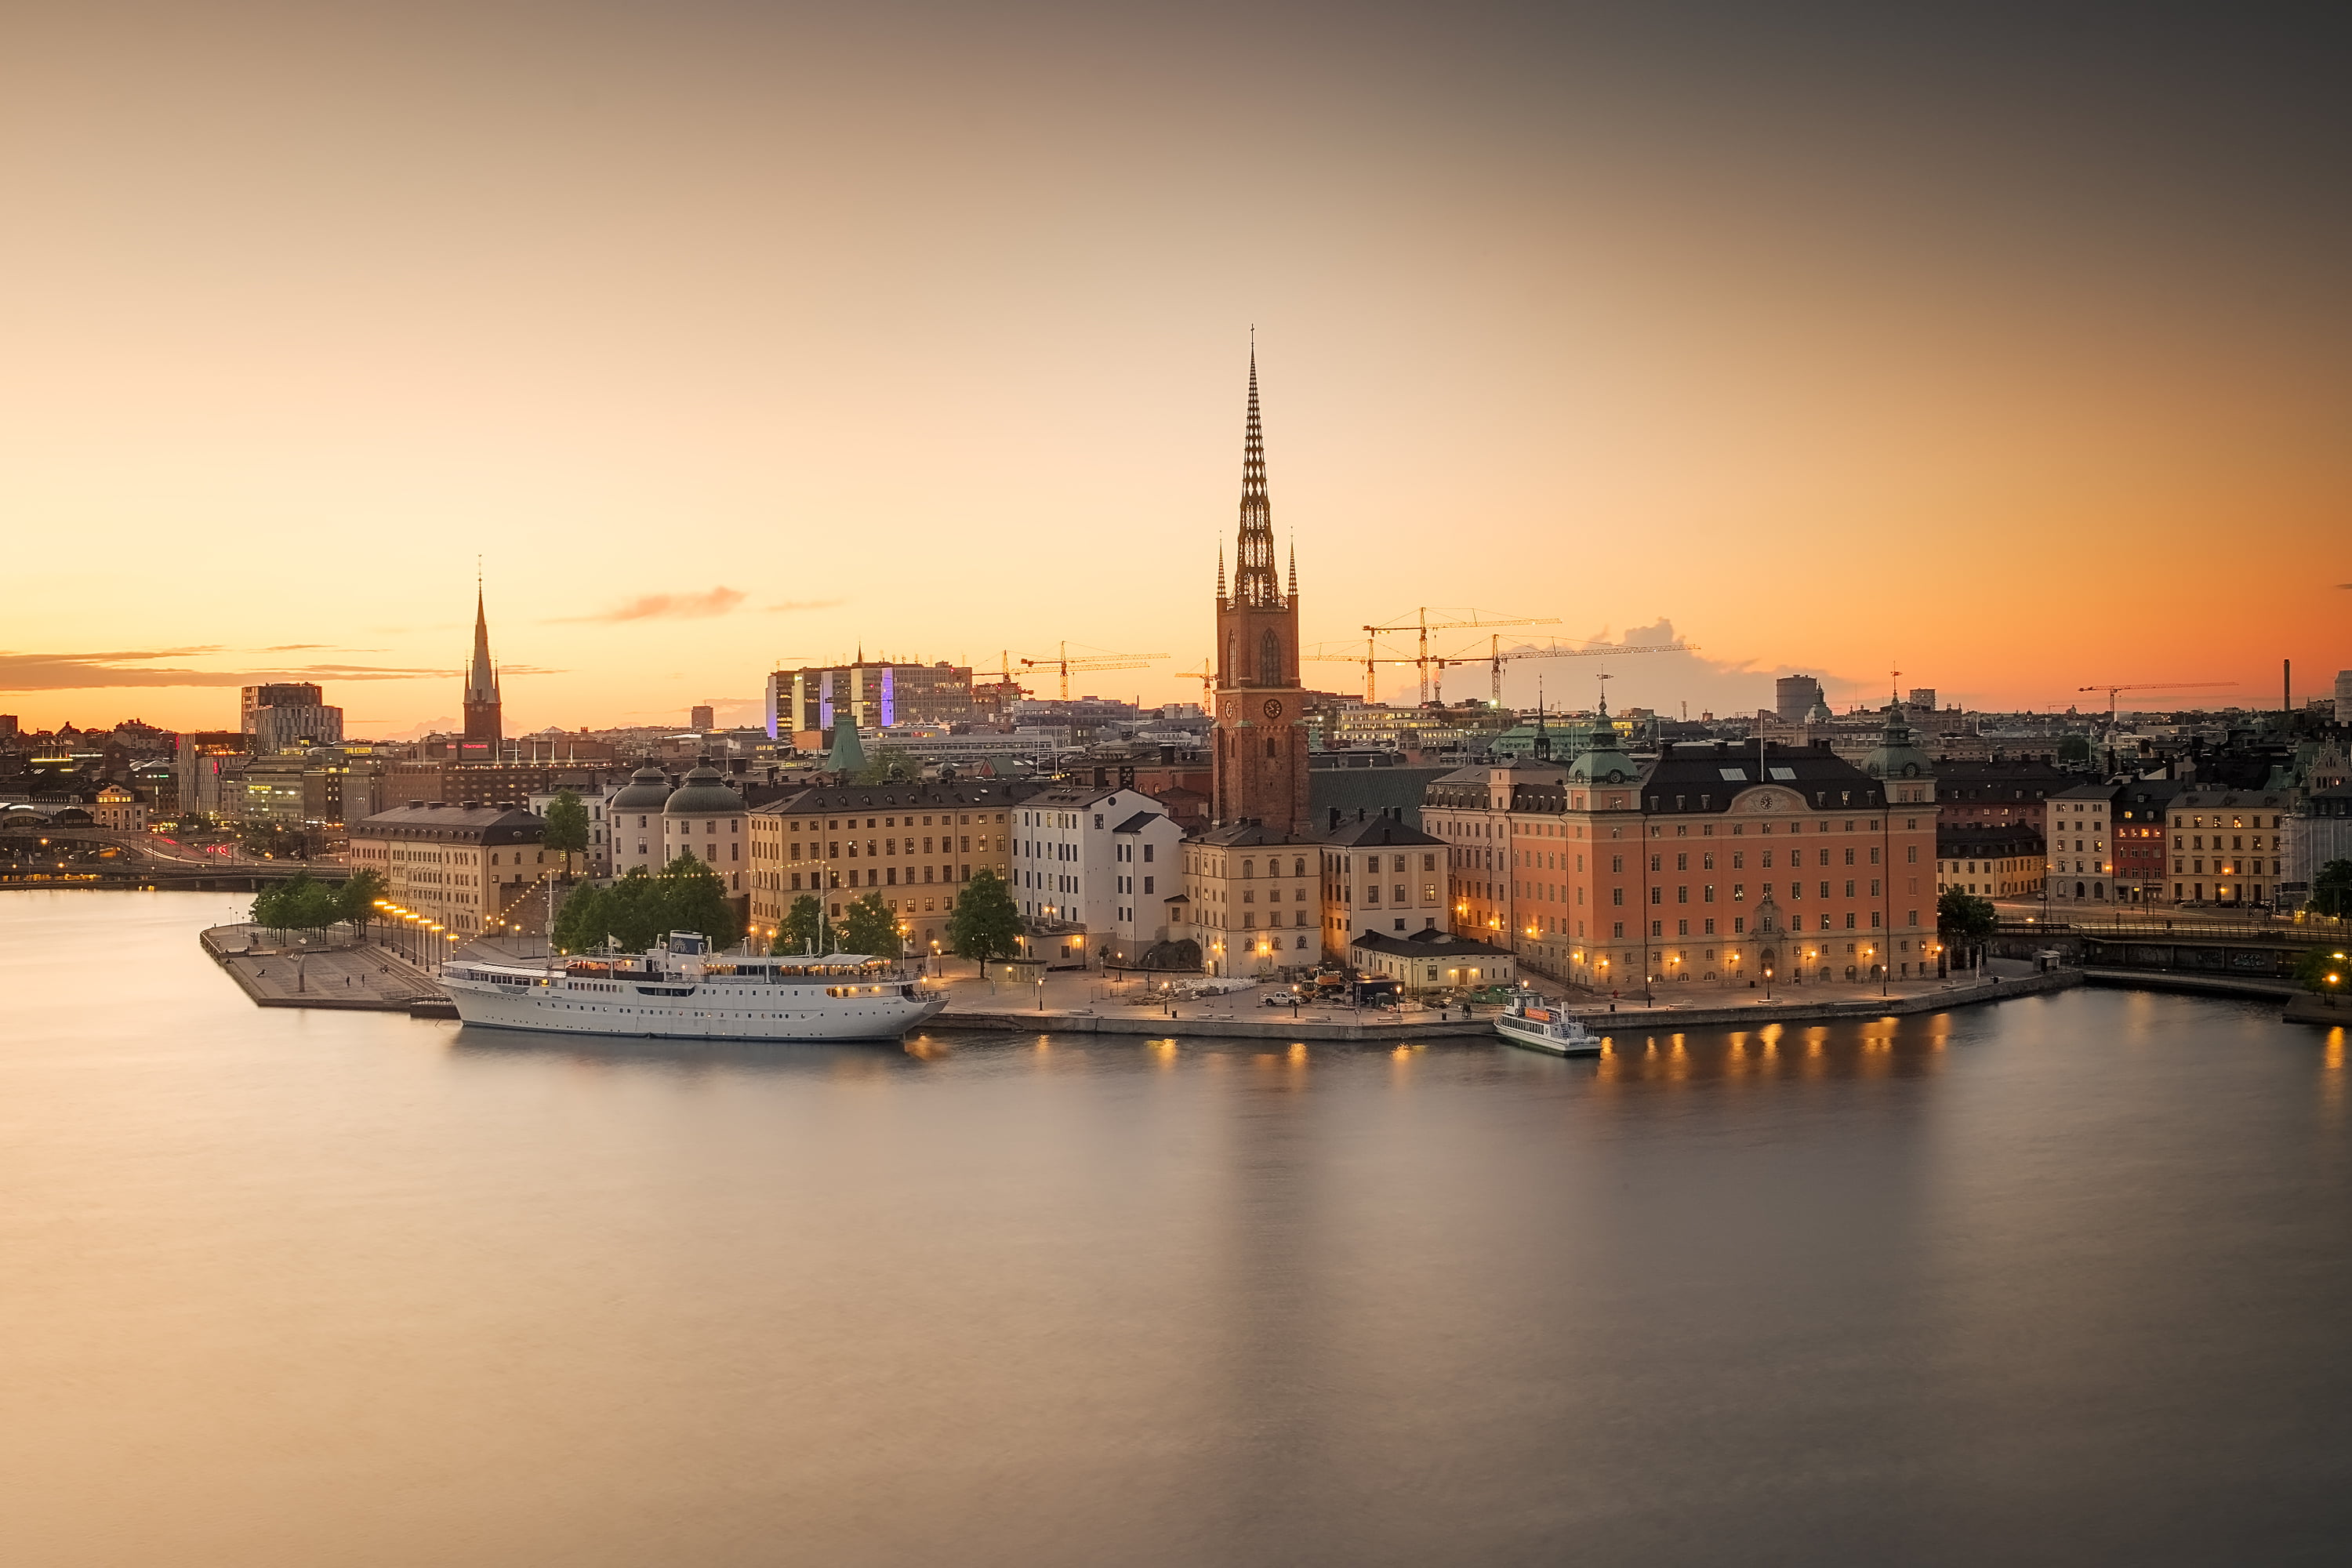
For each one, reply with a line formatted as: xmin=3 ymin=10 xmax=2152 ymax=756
xmin=4 ymin=892 xmax=2349 ymax=1566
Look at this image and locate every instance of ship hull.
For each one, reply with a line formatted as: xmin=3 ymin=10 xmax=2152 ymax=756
xmin=443 ymin=978 xmax=947 ymax=1043
xmin=1493 ymin=1014 xmax=1600 ymax=1057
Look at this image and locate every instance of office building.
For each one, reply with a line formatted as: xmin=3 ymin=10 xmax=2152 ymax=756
xmin=764 ymin=659 xmax=978 ymax=744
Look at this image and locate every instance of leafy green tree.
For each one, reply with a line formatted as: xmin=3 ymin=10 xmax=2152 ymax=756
xmin=944 ymin=868 xmax=1022 ymax=969
xmin=551 ymin=882 xmax=612 ymax=953
xmin=542 ymin=790 xmax=590 ymax=877
xmin=1936 ymin=887 xmax=1998 ymax=969
xmin=657 ymin=853 xmax=744 ymax=949
xmin=2312 ymin=858 xmax=2352 ymax=920
xmin=2292 ymin=946 xmax=2351 ymax=996
xmin=2056 ymin=735 xmax=2092 ymax=764
xmin=337 ymin=867 xmax=387 ymax=931
xmin=855 ymin=746 xmax=917 ymax=785
xmin=775 ymin=894 xmax=829 ymax=956
xmin=839 ymin=890 xmax=903 ymax=957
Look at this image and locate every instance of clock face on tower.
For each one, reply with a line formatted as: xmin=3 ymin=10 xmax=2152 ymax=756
xmin=1261 ymin=698 xmax=1285 ymax=720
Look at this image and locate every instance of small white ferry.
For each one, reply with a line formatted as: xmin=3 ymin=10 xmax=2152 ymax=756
xmin=440 ymin=931 xmax=947 ymax=1043
xmin=1493 ymin=990 xmax=1600 ymax=1056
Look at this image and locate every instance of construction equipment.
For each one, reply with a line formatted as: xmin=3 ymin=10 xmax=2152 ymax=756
xmin=1020 ymin=642 xmax=1167 ymax=701
xmin=1363 ymin=608 xmax=1562 ymax=704
xmin=1462 ymin=635 xmax=1701 ymax=707
xmin=1174 ymin=659 xmax=1217 ymax=706
xmin=1302 ymin=641 xmax=1417 ymax=702
xmin=2078 ymin=681 xmax=2237 ymax=720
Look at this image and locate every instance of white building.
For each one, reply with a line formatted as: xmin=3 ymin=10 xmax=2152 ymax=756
xmin=1011 ymin=783 xmax=1181 ymax=963
xmin=2046 ymin=781 xmax=2118 ymax=907
xmin=529 ymin=782 xmax=620 ymax=876
xmin=608 ymin=765 xmax=676 ymax=877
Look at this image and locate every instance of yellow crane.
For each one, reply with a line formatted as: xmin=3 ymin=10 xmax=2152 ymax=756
xmin=1461 ymin=636 xmax=1701 ymax=708
xmin=1020 ymin=642 xmax=1168 ymax=701
xmin=2078 ymin=681 xmax=2237 ymax=720
xmin=1302 ymin=641 xmax=1418 ymax=702
xmin=1363 ymin=608 xmax=1562 ymax=705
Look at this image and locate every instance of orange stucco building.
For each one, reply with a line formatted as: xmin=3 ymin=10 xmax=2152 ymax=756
xmin=1420 ymin=708 xmax=1943 ymax=992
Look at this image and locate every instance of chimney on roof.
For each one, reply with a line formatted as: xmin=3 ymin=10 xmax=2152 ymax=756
xmin=1329 ymin=806 xmax=1341 ymax=830
xmin=407 ymin=799 xmax=424 ymax=809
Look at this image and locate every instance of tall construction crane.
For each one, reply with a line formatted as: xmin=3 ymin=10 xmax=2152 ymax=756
xmin=1363 ymin=608 xmax=1562 ymax=705
xmin=2078 ymin=681 xmax=2237 ymax=720
xmin=1465 ymin=635 xmax=1701 ymax=707
xmin=1303 ymin=641 xmax=1417 ymax=702
xmin=1174 ymin=659 xmax=1216 ymax=706
xmin=1020 ymin=642 xmax=1168 ymax=701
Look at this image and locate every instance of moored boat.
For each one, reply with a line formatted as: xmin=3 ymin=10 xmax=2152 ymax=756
xmin=1493 ymin=990 xmax=1599 ymax=1056
xmin=439 ymin=931 xmax=946 ymax=1043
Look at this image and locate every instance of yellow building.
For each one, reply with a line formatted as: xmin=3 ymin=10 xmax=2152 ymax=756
xmin=347 ymin=804 xmax=553 ymax=938
xmin=1179 ymin=820 xmax=1320 ymax=975
xmin=748 ymin=781 xmax=1023 ymax=956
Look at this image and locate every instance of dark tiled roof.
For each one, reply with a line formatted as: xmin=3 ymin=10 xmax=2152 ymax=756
xmin=1319 ymin=812 xmax=1442 ymax=848
xmin=1196 ymin=820 xmax=1321 ymax=848
xmin=355 ymin=804 xmax=544 ymax=844
xmin=752 ymin=782 xmax=1036 ymax=816
xmin=1936 ymin=823 xmax=2044 ymax=856
xmin=1110 ymin=811 xmax=1165 ymax=833
xmin=1351 ymin=928 xmax=1515 ymax=960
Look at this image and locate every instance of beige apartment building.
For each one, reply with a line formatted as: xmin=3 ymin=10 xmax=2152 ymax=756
xmin=347 ymin=803 xmax=552 ymax=938
xmin=1319 ymin=810 xmax=1446 ymax=958
xmin=2046 ymin=782 xmax=2118 ymax=906
xmin=747 ymin=781 xmax=1025 ymax=956
xmin=2165 ymin=789 xmax=2288 ymax=907
xmin=1178 ymin=819 xmax=1322 ymax=975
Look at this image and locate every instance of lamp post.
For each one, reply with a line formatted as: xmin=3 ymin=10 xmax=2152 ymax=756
xmin=1763 ymin=960 xmax=1773 ymax=1002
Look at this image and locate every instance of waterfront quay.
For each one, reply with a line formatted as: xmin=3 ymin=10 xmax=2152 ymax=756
xmin=201 ymin=924 xmax=444 ymax=1012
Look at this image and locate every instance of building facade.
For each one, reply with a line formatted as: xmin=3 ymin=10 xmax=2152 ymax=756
xmin=1936 ymin=825 xmax=2045 ymax=901
xmin=747 ymin=781 xmax=1024 ymax=955
xmin=1319 ymin=811 xmax=1446 ymax=957
xmin=2286 ymin=784 xmax=2352 ymax=907
xmin=1006 ymin=783 xmax=1183 ymax=963
xmin=1179 ymin=819 xmax=1322 ymax=974
xmin=1351 ymin=927 xmax=1515 ymax=993
xmin=2046 ymin=782 xmax=2118 ymax=906
xmin=2112 ymin=779 xmax=2181 ymax=905
xmin=764 ymin=660 xmax=978 ymax=743
xmin=347 ymin=804 xmax=551 ymax=938
xmin=660 ymin=764 xmax=750 ymax=898
xmin=1421 ymin=713 xmax=1941 ymax=991
xmin=2165 ymin=789 xmax=2288 ymax=907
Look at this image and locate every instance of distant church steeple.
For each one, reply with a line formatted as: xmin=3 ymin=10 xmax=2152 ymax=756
xmin=463 ymin=581 xmax=503 ymax=753
xmin=1210 ymin=339 xmax=1308 ymax=833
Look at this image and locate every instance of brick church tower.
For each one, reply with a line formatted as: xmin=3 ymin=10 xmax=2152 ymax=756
xmin=1210 ymin=347 xmax=1309 ymax=833
xmin=461 ymin=583 xmax=503 ymax=755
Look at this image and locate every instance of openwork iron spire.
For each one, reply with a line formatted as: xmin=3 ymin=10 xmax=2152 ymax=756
xmin=1233 ymin=344 xmax=1280 ymax=607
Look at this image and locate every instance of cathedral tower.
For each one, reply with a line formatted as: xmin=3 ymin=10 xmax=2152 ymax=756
xmin=1210 ymin=347 xmax=1309 ymax=833
xmin=462 ymin=584 xmax=503 ymax=753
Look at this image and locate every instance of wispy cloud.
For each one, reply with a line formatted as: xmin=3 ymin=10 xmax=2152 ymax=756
xmin=0 ymin=649 xmax=446 ymax=692
xmin=764 ymin=598 xmax=846 ymax=614
xmin=549 ymin=586 xmax=746 ymax=624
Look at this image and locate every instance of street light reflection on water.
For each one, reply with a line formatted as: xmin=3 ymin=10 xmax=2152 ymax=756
xmin=6 ymin=892 xmax=2352 ymax=1568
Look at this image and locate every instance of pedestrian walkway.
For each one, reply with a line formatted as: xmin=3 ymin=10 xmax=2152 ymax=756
xmin=201 ymin=924 xmax=444 ymax=1011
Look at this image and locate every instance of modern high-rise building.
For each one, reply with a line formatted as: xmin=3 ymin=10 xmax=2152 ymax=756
xmin=689 ymin=705 xmax=716 ymax=731
xmin=764 ymin=659 xmax=978 ymax=743
xmin=1907 ymin=688 xmax=1937 ymax=713
xmin=2336 ymin=670 xmax=2352 ymax=724
xmin=462 ymin=587 xmax=503 ymax=755
xmin=1775 ymin=674 xmax=1825 ymax=724
xmin=239 ymin=681 xmax=343 ymax=753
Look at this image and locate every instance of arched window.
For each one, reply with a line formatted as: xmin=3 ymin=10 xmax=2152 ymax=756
xmin=1241 ymin=859 xmax=1255 ymax=879
xmin=1260 ymin=629 xmax=1282 ymax=685
xmin=1265 ymin=738 xmax=1276 ymax=758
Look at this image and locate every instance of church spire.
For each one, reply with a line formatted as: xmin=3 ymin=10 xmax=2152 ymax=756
xmin=1233 ymin=340 xmax=1279 ymax=608
xmin=1217 ymin=541 xmax=1226 ymax=604
xmin=466 ymin=584 xmax=497 ymax=704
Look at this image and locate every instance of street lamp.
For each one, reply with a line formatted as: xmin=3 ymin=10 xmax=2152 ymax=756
xmin=1763 ymin=961 xmax=1773 ymax=1001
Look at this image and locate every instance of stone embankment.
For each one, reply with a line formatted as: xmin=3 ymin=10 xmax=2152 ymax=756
xmin=935 ymin=970 xmax=2082 ymax=1041
xmin=201 ymin=925 xmax=447 ymax=1014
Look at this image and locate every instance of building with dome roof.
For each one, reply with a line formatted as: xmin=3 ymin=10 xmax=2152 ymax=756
xmin=661 ymin=763 xmax=750 ymax=896
xmin=609 ymin=764 xmax=677 ymax=877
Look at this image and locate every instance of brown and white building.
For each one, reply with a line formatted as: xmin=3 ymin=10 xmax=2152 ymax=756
xmin=348 ymin=803 xmax=552 ymax=938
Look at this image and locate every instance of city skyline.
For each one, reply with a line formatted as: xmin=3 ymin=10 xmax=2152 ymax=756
xmin=3 ymin=3 xmax=2347 ymax=733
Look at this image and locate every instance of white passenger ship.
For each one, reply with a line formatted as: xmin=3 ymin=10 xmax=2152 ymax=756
xmin=1492 ymin=991 xmax=1600 ymax=1056
xmin=440 ymin=932 xmax=947 ymax=1043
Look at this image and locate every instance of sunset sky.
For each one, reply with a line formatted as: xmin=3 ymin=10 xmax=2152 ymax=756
xmin=3 ymin=3 xmax=2346 ymax=735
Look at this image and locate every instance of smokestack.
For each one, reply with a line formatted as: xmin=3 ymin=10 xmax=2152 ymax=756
xmin=2284 ymin=658 xmax=2291 ymax=713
